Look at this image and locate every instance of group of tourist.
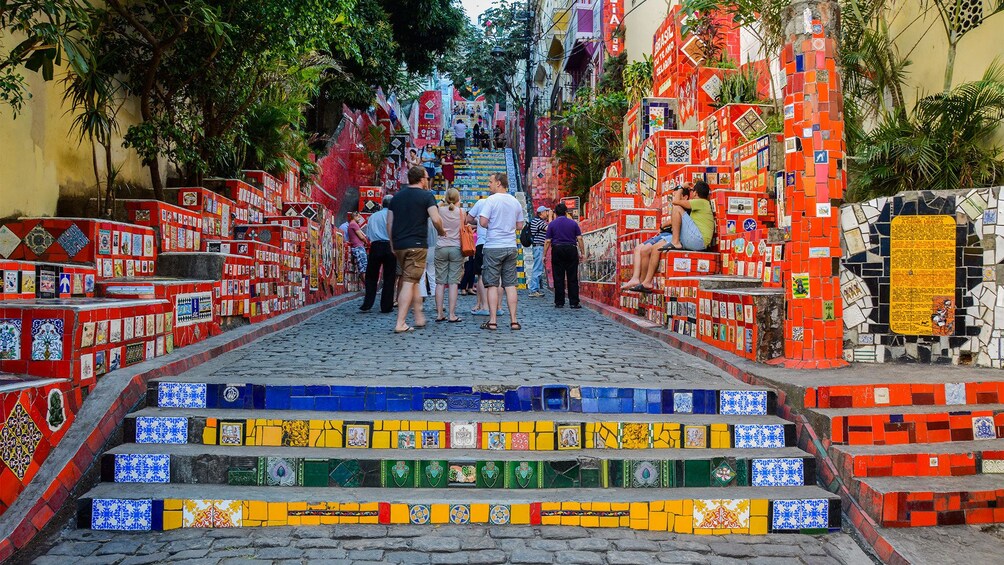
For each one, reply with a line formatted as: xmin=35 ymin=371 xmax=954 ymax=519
xmin=358 ymin=165 xmax=587 ymax=333
xmin=407 ymin=146 xmax=456 ymax=190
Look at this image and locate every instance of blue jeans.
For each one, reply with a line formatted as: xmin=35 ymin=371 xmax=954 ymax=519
xmin=528 ymin=246 xmax=545 ymax=293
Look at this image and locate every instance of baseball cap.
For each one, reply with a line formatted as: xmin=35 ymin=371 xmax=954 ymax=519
xmin=536 ymin=206 xmax=548 ymax=213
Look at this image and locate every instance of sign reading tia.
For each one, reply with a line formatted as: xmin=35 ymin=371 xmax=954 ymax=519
xmin=603 ymin=0 xmax=624 ymax=57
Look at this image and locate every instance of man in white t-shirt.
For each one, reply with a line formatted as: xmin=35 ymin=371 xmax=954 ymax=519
xmin=478 ymin=172 xmax=525 ymax=331
xmin=453 ymin=118 xmax=468 ymax=158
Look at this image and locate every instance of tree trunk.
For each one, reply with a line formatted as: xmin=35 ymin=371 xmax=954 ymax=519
xmin=943 ymin=41 xmax=957 ymax=94
xmin=90 ymin=134 xmax=102 ymax=217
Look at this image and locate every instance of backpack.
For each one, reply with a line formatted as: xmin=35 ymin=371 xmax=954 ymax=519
xmin=519 ymin=221 xmax=533 ymax=247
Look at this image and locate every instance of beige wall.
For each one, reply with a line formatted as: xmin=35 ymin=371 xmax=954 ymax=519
xmin=887 ymin=3 xmax=1004 ymax=106
xmin=623 ymin=0 xmax=673 ymax=63
xmin=0 ymin=63 xmax=151 ymax=220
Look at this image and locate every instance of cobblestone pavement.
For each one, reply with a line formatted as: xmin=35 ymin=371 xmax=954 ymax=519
xmin=36 ymin=523 xmax=875 ymax=565
xmin=179 ymin=294 xmax=737 ymax=386
xmin=27 ymin=294 xmax=879 ymax=564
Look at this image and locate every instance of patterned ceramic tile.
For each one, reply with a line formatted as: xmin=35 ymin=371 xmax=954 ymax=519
xmin=982 ymin=459 xmax=1004 ymax=474
xmin=91 ymin=499 xmax=153 ymax=531
xmin=449 ymin=504 xmax=471 ymax=524
xmin=421 ymin=431 xmax=440 ymax=449
xmin=183 ymin=499 xmax=242 ymax=528
xmin=56 ymin=224 xmax=90 ymax=257
xmin=734 ymin=424 xmax=786 ymax=448
xmin=157 ymin=382 xmax=207 ymax=408
xmin=665 ymin=138 xmax=693 ymax=164
xmin=693 ymin=499 xmax=750 ymax=529
xmin=719 ymin=391 xmax=768 ymax=415
xmin=629 ymin=460 xmax=661 ymax=488
xmin=480 ymin=399 xmax=505 ymax=412
xmin=22 ymin=224 xmax=55 ymax=256
xmin=945 ymin=383 xmax=966 ymax=405
xmin=712 ymin=460 xmax=737 ymax=486
xmin=219 ymin=422 xmax=243 ymax=446
xmin=0 ymin=402 xmax=43 ymax=479
xmin=450 ymin=423 xmax=478 ymax=449
xmin=30 ymin=318 xmax=63 ymax=361
xmin=0 ymin=225 xmax=19 ymax=258
xmin=557 ymin=425 xmax=581 ymax=450
xmin=487 ymin=432 xmax=506 ymax=450
xmin=973 ymin=416 xmax=996 ymax=440
xmin=398 ymin=431 xmax=417 ymax=449
xmin=673 ymin=392 xmax=693 ymax=414
xmin=510 ymin=433 xmax=529 ymax=451
xmin=409 ymin=504 xmax=431 ymax=524
xmin=262 ymin=457 xmax=299 ymax=486
xmin=684 ymin=425 xmax=706 ymax=448
xmin=752 ymin=458 xmax=804 ymax=486
xmin=135 ymin=416 xmax=188 ymax=444
xmin=0 ymin=319 xmax=21 ymax=360
xmin=489 ymin=504 xmax=510 ymax=525
xmin=345 ymin=424 xmax=370 ymax=448
xmin=113 ymin=454 xmax=170 ymax=483
xmin=772 ymin=499 xmax=829 ymax=530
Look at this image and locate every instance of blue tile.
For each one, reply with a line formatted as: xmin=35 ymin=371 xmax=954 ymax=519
xmin=306 ymin=385 xmax=329 ymax=396
xmin=504 ymin=392 xmax=520 ymax=411
xmin=364 ymin=393 xmax=387 ymax=411
xmin=314 ymin=396 xmax=339 ymax=411
xmin=890 ymin=414 xmax=903 ymax=423
xmin=632 ymin=392 xmax=647 ymax=413
xmin=151 ymin=500 xmax=164 ymax=531
xmin=662 ymin=390 xmax=674 ymax=413
xmin=341 ymin=397 xmax=364 ymax=411
xmin=598 ymin=388 xmax=617 ymax=398
xmin=618 ymin=388 xmax=632 ymax=398
xmin=252 ymin=385 xmax=265 ymax=409
xmin=647 ymin=390 xmax=661 ymax=404
xmin=772 ymin=499 xmax=829 ymax=530
xmin=290 ymin=396 xmax=314 ymax=410
xmin=290 ymin=386 xmax=306 ymax=397
xmin=265 ymin=386 xmax=290 ymax=410
xmin=619 ymin=398 xmax=633 ymax=412
xmin=92 ymin=499 xmax=152 ymax=531
xmin=796 ymin=54 xmax=804 ymax=72
xmin=114 ymin=454 xmax=170 ymax=483
xmin=582 ymin=398 xmax=599 ymax=412
xmin=647 ymin=402 xmax=661 ymax=414
xmin=387 ymin=398 xmax=412 ymax=412
xmin=598 ymin=398 xmax=621 ymax=412
xmin=581 ymin=387 xmax=597 ymax=399
xmin=206 ymin=384 xmax=219 ymax=408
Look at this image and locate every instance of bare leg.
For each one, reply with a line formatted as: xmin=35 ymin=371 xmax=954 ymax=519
xmin=622 ymin=244 xmax=651 ymax=289
xmin=505 ymin=286 xmax=518 ymax=325
xmin=395 ymin=282 xmax=416 ymax=331
xmin=474 ymin=277 xmax=486 ymax=310
xmin=671 ymin=206 xmax=684 ymax=247
xmin=487 ymin=286 xmax=499 ymax=325
xmin=435 ymin=283 xmax=446 ymax=319
xmin=640 ymin=249 xmax=663 ymax=288
xmin=448 ymin=284 xmax=459 ymax=319
xmin=411 ymin=285 xmax=426 ymax=327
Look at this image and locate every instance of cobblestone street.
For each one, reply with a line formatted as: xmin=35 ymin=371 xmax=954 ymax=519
xmin=31 ymin=295 xmax=877 ymax=564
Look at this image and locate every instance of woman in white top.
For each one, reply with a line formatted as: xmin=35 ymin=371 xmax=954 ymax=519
xmin=434 ymin=188 xmax=465 ymax=322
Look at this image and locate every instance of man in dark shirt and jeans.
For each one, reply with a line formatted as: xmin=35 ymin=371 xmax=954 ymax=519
xmin=387 ymin=166 xmax=447 ymax=333
xmin=544 ymin=203 xmax=585 ymax=309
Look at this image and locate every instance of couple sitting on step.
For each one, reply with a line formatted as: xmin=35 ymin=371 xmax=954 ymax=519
xmin=622 ymin=180 xmax=715 ymax=294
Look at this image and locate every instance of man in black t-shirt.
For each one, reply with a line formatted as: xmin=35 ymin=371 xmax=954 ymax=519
xmin=387 ymin=165 xmax=446 ymax=333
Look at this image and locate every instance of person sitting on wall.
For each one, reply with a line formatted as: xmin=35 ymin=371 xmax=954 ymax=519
xmin=620 ymin=182 xmax=693 ymax=293
xmin=622 ymin=180 xmax=714 ymax=293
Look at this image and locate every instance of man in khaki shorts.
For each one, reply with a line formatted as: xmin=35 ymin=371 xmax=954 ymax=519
xmin=387 ymin=166 xmax=447 ymax=332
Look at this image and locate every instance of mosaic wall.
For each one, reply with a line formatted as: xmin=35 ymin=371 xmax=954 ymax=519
xmin=80 ymin=496 xmax=841 ymax=534
xmin=839 ymin=189 xmax=1003 ymax=366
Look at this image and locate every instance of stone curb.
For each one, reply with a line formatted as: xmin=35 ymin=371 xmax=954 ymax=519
xmin=0 ymin=292 xmax=362 ymax=562
xmin=581 ymin=297 xmax=907 ymax=565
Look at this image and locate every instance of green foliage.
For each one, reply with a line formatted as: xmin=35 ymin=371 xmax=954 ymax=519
xmin=378 ymin=0 xmax=466 ymax=76
xmin=623 ymin=56 xmax=654 ymax=105
xmin=555 ymin=91 xmax=629 ymax=201
xmin=848 ymin=62 xmax=1004 ymax=200
xmin=0 ymin=0 xmax=94 ymax=114
xmin=597 ymin=53 xmax=627 ymax=95
xmin=714 ymin=66 xmax=762 ymax=107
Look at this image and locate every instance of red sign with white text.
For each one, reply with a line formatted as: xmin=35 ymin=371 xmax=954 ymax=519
xmin=416 ymin=90 xmax=442 ymax=148
xmin=652 ymin=7 xmax=680 ymax=98
xmin=603 ymin=0 xmax=625 ymax=57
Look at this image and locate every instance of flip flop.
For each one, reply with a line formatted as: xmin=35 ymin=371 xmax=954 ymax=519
xmin=638 ymin=286 xmax=656 ymax=294
xmin=510 ymin=322 xmax=522 ymax=331
xmin=659 ymin=243 xmax=684 ymax=251
xmin=448 ymin=317 xmax=463 ymax=323
xmin=393 ymin=326 xmax=415 ymax=333
xmin=480 ymin=321 xmax=497 ymax=330
xmin=435 ymin=317 xmax=447 ymax=322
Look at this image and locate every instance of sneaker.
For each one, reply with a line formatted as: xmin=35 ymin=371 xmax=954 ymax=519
xmin=528 ymin=291 xmax=544 ymax=298
xmin=570 ymin=304 xmax=582 ymax=309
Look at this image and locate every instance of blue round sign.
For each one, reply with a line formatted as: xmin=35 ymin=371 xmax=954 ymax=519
xmin=743 ymin=218 xmax=758 ymax=232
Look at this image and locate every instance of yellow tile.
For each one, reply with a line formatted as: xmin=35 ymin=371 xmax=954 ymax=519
xmin=319 ymin=516 xmax=340 ymax=525
xmin=299 ymin=516 xmax=320 ymax=526
xmin=428 ymin=422 xmax=445 ymax=431
xmin=599 ymin=516 xmax=619 ymax=528
xmin=390 ymin=503 xmax=409 ymax=524
xmin=288 ymin=502 xmax=307 ymax=512
xmin=536 ymin=434 xmax=554 ymax=451
xmin=470 ymin=504 xmax=489 ymax=523
xmin=411 ymin=421 xmax=427 ymax=431
xmin=719 ymin=431 xmax=731 ymax=448
xmin=248 ymin=501 xmax=268 ymax=522
xmin=286 ymin=516 xmax=301 ymax=526
xmin=591 ymin=502 xmax=610 ymax=512
xmin=309 ymin=419 xmax=323 ymax=430
xmin=666 ymin=500 xmax=683 ymax=515
xmin=360 ymin=514 xmax=379 ymax=524
xmin=341 ymin=514 xmax=359 ymax=524
xmin=481 ymin=432 xmax=490 ymax=447
xmin=518 ymin=421 xmax=534 ymax=433
xmin=751 ymin=499 xmax=768 ymax=516
xmin=649 ymin=512 xmax=668 ymax=531
xmin=482 ymin=422 xmax=499 ymax=432
xmin=267 ymin=502 xmax=287 ymax=521
xmin=675 ymin=516 xmax=693 ymax=534
xmin=611 ymin=503 xmax=629 ymax=512
xmin=749 ymin=516 xmax=766 ymax=535
xmin=327 ymin=420 xmax=343 ymax=430
xmin=164 ymin=499 xmax=183 ymax=511
xmin=561 ymin=516 xmax=580 ymax=526
xmin=202 ymin=426 xmax=216 ymax=445
xmin=619 ymin=516 xmax=629 ymax=527
xmin=650 ymin=501 xmax=664 ymax=512
xmin=541 ymin=502 xmax=560 ymax=512
xmin=536 ymin=421 xmax=554 ymax=433
xmin=581 ymin=515 xmax=599 ymax=527
xmin=500 ymin=422 xmax=518 ymax=433
xmin=510 ymin=504 xmax=530 ymax=524
xmin=693 ymin=528 xmax=713 ymax=535
xmin=630 ymin=502 xmax=647 ymax=519
xmin=630 ymin=519 xmax=648 ymax=530
xmin=323 ymin=429 xmax=341 ymax=448
xmin=561 ymin=502 xmax=580 ymax=511
xmin=342 ymin=503 xmax=358 ymax=512
xmin=683 ymin=500 xmax=693 ymax=515
xmin=528 ymin=435 xmax=536 ymax=450
xmin=162 ymin=510 xmax=182 ymax=530
xmin=309 ymin=429 xmax=322 ymax=446
xmin=261 ymin=426 xmax=282 ymax=446
xmin=361 ymin=502 xmax=379 ymax=512
xmin=665 ymin=513 xmax=675 ymax=531
xmin=384 ymin=420 xmax=400 ymax=431
xmin=710 ymin=430 xmax=722 ymax=449
xmin=542 ymin=514 xmax=560 ymax=525
xmin=372 ymin=431 xmax=391 ymax=449
xmin=430 ymin=504 xmax=449 ymax=524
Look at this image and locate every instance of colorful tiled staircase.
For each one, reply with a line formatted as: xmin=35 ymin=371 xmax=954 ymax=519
xmin=802 ymin=374 xmax=1004 ymax=528
xmin=75 ymin=379 xmax=842 ymax=534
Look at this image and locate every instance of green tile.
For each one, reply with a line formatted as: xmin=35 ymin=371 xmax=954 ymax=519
xmin=476 ymin=460 xmax=504 ymax=488
xmin=419 ymin=460 xmax=448 ymax=488
xmin=626 ymin=460 xmax=662 ymax=488
xmin=735 ymin=458 xmax=749 ymax=486
xmin=711 ymin=458 xmax=737 ymax=487
xmin=580 ymin=467 xmax=601 ymax=488
xmin=543 ymin=460 xmax=580 ymax=488
xmin=665 ymin=460 xmax=676 ymax=488
xmin=383 ymin=460 xmax=416 ymax=488
xmin=329 ymin=459 xmax=363 ymax=487
xmin=608 ymin=460 xmax=624 ymax=488
xmin=301 ymin=459 xmax=330 ymax=487
xmin=505 ymin=461 xmax=540 ymax=489
xmin=227 ymin=468 xmax=256 ymax=486
xmin=683 ymin=459 xmax=711 ymax=487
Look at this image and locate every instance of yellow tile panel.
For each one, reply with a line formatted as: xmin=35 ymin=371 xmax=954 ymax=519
xmin=390 ymin=503 xmax=410 ymax=524
xmin=536 ymin=434 xmax=554 ymax=451
xmin=751 ymin=499 xmax=768 ymax=516
xmin=162 ymin=510 xmax=182 ymax=530
xmin=510 ymin=504 xmax=530 ymax=525
xmin=470 ymin=504 xmax=489 ymax=523
xmin=163 ymin=499 xmax=182 ymax=511
xmin=430 ymin=504 xmax=449 ymax=524
xmin=247 ymin=501 xmax=267 ymax=522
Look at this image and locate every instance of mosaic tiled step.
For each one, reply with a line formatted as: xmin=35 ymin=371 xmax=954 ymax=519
xmin=804 ymin=380 xmax=1004 ymax=409
xmin=814 ymin=404 xmax=1004 ymax=445
xmin=853 ymin=475 xmax=1004 ymax=527
xmin=102 ymin=445 xmax=816 ymax=489
xmin=76 ymin=483 xmax=841 ymax=534
xmin=122 ymin=410 xmax=798 ymax=451
xmin=147 ymin=381 xmax=776 ymax=416
xmin=831 ymin=439 xmax=1004 ymax=478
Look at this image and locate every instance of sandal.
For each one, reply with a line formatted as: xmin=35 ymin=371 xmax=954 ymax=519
xmin=448 ymin=317 xmax=463 ymax=323
xmin=393 ymin=326 xmax=415 ymax=333
xmin=510 ymin=322 xmax=522 ymax=331
xmin=480 ymin=321 xmax=497 ymax=331
xmin=659 ymin=243 xmax=683 ymax=251
xmin=637 ymin=286 xmax=656 ymax=294
xmin=435 ymin=317 xmax=447 ymax=322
